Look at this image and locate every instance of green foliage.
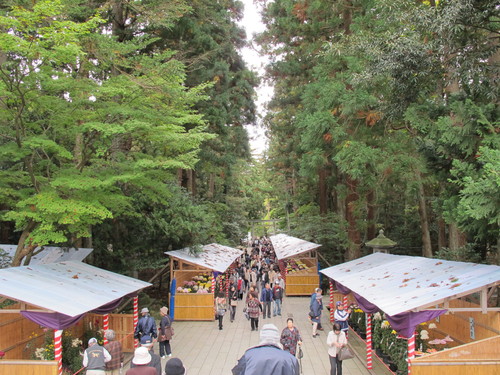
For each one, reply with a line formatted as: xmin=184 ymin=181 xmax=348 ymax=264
xmin=0 ymin=0 xmax=214 ymax=264
xmin=434 ymin=244 xmax=483 ymax=263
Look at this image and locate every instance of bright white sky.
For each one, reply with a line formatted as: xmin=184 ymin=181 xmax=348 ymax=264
xmin=239 ymin=0 xmax=273 ymax=156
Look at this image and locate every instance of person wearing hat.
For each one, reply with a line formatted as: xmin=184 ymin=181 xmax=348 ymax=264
xmin=130 ymin=335 xmax=161 ymax=375
xmin=158 ymin=306 xmax=173 ymax=358
xmin=83 ymin=337 xmax=111 ymax=375
xmin=125 ymin=347 xmax=157 ymax=375
xmin=165 ymin=358 xmax=186 ymax=375
xmin=333 ymin=301 xmax=351 ymax=334
xmin=134 ymin=307 xmax=157 ymax=341
xmin=232 ymin=324 xmax=299 ymax=375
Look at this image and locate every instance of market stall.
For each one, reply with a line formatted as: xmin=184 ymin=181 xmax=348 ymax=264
xmin=166 ymin=243 xmax=243 ymax=321
xmin=270 ymin=234 xmax=321 ymax=296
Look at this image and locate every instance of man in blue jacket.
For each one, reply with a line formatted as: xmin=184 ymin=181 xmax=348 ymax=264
xmin=134 ymin=307 xmax=157 ymax=340
xmin=261 ymin=283 xmax=273 ymax=319
xmin=232 ymin=324 xmax=299 ymax=375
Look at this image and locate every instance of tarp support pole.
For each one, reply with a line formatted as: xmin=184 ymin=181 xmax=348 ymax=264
xmin=53 ymin=329 xmax=63 ymax=375
xmin=329 ymin=279 xmax=334 ymax=323
xmin=366 ymin=313 xmax=372 ymax=369
xmin=211 ymin=272 xmax=215 ymax=294
xmin=408 ymin=332 xmax=415 ymax=374
xmin=133 ymin=296 xmax=139 ymax=348
xmin=103 ymin=314 xmax=109 ymax=344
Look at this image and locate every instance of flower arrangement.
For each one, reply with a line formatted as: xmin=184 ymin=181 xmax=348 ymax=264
xmin=286 ymin=259 xmax=309 ymax=273
xmin=177 ymin=273 xmax=212 ymax=293
xmin=32 ymin=330 xmax=84 ymax=373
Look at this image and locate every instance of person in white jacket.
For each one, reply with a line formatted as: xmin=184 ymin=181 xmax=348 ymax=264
xmin=326 ymin=323 xmax=347 ymax=375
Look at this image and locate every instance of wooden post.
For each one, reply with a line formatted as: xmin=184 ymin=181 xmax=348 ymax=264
xmin=366 ymin=314 xmax=372 ymax=369
xmin=53 ymin=329 xmax=63 ymax=375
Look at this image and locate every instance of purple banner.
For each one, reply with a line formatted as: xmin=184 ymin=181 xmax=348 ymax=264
xmin=333 ymin=280 xmax=446 ymax=338
xmin=21 ymin=311 xmax=84 ymax=330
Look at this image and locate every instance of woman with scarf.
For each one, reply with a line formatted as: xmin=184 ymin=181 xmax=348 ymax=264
xmin=280 ymin=318 xmax=302 ymax=356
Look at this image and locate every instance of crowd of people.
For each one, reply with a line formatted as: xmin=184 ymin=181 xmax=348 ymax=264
xmin=82 ymin=236 xmax=353 ymax=375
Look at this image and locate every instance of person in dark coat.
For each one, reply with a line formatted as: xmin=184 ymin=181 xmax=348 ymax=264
xmin=125 ymin=347 xmax=157 ymax=375
xmin=232 ymin=324 xmax=299 ymax=375
xmin=310 ymin=289 xmax=323 ymax=338
xmin=130 ymin=335 xmax=161 ymax=375
xmin=134 ymin=307 xmax=157 ymax=340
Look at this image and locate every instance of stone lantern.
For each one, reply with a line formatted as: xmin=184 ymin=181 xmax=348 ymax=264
xmin=366 ymin=229 xmax=397 ymax=254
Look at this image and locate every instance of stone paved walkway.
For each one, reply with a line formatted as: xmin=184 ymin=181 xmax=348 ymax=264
xmin=124 ymin=295 xmax=393 ymax=375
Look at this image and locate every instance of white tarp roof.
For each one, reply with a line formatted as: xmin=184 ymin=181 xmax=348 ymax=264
xmin=320 ymin=253 xmax=500 ymax=316
xmin=270 ymin=234 xmax=322 ymax=260
xmin=0 ymin=261 xmax=151 ymax=317
xmin=0 ymin=244 xmax=93 ymax=265
xmin=165 ymin=243 xmax=243 ymax=273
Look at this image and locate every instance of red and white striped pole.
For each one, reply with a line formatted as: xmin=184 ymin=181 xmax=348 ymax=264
xmin=211 ymin=272 xmax=215 ymax=294
xmin=408 ymin=332 xmax=416 ymax=375
xmin=103 ymin=314 xmax=109 ymax=344
xmin=329 ymin=279 xmax=334 ymax=323
xmin=343 ymin=295 xmax=348 ymax=339
xmin=366 ymin=313 xmax=373 ymax=369
xmin=53 ymin=329 xmax=63 ymax=375
xmin=133 ymin=296 xmax=139 ymax=348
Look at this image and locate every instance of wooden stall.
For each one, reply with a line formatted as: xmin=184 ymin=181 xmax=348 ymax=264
xmin=270 ymin=234 xmax=321 ymax=296
xmin=284 ymin=251 xmax=320 ymax=296
xmin=166 ymin=243 xmax=243 ymax=321
xmin=412 ymin=335 xmax=500 ymax=375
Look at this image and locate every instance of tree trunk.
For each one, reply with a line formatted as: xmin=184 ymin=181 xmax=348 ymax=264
xmin=345 ymin=176 xmax=361 ymax=260
xmin=437 ymin=217 xmax=447 ymax=251
xmin=366 ymin=190 xmax=376 ymax=241
xmin=416 ymin=173 xmax=432 ymax=257
xmin=319 ymin=168 xmax=328 ymax=215
xmin=343 ymin=0 xmax=352 ymax=35
xmin=448 ymin=222 xmax=467 ymax=250
xmin=208 ymin=172 xmax=215 ymax=198
xmin=12 ymin=221 xmax=38 ymax=266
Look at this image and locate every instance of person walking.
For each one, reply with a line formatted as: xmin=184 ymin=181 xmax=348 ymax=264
xmin=125 ymin=347 xmax=157 ymax=375
xmin=158 ymin=306 xmax=173 ymax=358
xmin=134 ymin=307 xmax=157 ymax=340
xmin=310 ymin=289 xmax=323 ymax=338
xmin=83 ymin=337 xmax=111 ymax=375
xmin=232 ymin=324 xmax=299 ymax=375
xmin=326 ymin=323 xmax=347 ymax=375
xmin=247 ymin=291 xmax=262 ymax=331
xmin=310 ymin=288 xmax=324 ymax=331
xmin=215 ymin=292 xmax=227 ymax=330
xmin=130 ymin=336 xmax=162 ymax=375
xmin=334 ymin=301 xmax=351 ymax=334
xmin=104 ymin=330 xmax=123 ymax=375
xmin=229 ymin=285 xmax=238 ymax=322
xmin=280 ymin=318 xmax=302 ymax=356
xmin=272 ymin=282 xmax=284 ymax=317
xmin=261 ymin=283 xmax=273 ymax=319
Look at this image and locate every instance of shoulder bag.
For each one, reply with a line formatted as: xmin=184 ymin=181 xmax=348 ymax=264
xmin=337 ymin=346 xmax=354 ymax=361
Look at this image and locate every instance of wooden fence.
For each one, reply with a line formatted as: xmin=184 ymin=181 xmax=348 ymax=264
xmin=1 ymin=313 xmax=135 ymax=359
xmin=0 ymin=360 xmax=58 ymax=375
